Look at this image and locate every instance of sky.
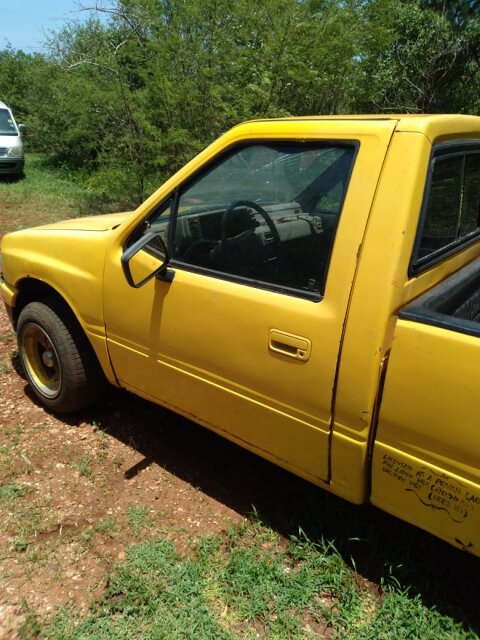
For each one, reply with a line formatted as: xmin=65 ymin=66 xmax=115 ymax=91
xmin=0 ymin=0 xmax=111 ymax=53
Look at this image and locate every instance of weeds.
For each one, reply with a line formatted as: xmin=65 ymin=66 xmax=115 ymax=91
xmin=12 ymin=537 xmax=28 ymax=553
xmin=0 ymin=428 xmax=24 ymax=478
xmin=4 ymin=424 xmax=22 ymax=440
xmin=10 ymin=503 xmax=48 ymax=540
xmin=0 ymin=361 xmax=11 ymax=374
xmin=0 ymin=483 xmax=26 ymax=504
xmin=81 ymin=527 xmax=96 ymax=550
xmin=127 ymin=505 xmax=154 ymax=537
xmin=111 ymin=455 xmax=125 ymax=469
xmin=96 ymin=518 xmax=115 ymax=535
xmin=74 ymin=454 xmax=94 ymax=479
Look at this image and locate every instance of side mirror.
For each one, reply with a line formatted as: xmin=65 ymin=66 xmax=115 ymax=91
xmin=18 ymin=124 xmax=26 ymax=134
xmin=121 ymin=231 xmax=170 ymax=288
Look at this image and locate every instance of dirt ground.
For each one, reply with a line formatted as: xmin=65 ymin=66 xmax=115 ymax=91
xmin=0 ymin=298 xmax=255 ymax=637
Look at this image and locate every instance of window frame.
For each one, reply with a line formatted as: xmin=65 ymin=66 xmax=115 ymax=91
xmin=166 ymin=138 xmax=359 ymax=301
xmin=410 ymin=141 xmax=480 ymax=277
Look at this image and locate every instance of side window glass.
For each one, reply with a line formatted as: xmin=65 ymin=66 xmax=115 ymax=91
xmin=173 ymin=143 xmax=356 ymax=297
xmin=413 ymin=148 xmax=480 ymax=269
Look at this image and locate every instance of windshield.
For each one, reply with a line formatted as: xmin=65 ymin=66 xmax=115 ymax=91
xmin=179 ymin=143 xmax=355 ymax=216
xmin=0 ymin=108 xmax=18 ymax=135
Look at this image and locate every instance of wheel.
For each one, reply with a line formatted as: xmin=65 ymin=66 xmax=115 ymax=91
xmin=17 ymin=299 xmax=106 ymax=413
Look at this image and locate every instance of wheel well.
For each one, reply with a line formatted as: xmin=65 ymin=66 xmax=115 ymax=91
xmin=14 ymin=279 xmax=75 ymax=329
xmin=16 ymin=287 xmax=107 ymax=412
xmin=14 ymin=277 xmax=108 ymax=380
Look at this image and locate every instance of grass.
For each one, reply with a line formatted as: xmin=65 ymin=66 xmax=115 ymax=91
xmin=0 ymin=360 xmax=11 ymax=373
xmin=74 ymin=454 xmax=95 ymax=479
xmin=96 ymin=518 xmax=115 ymax=535
xmin=25 ymin=520 xmax=475 ymax=640
xmin=127 ymin=505 xmax=155 ymax=537
xmin=0 ymin=429 xmax=51 ymax=550
xmin=0 ymin=424 xmax=23 ymax=478
xmin=0 ymin=154 xmax=96 ymax=235
xmin=0 ymin=482 xmax=26 ymax=504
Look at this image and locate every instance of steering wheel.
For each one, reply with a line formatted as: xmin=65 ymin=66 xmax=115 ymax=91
xmin=220 ymin=200 xmax=280 ymax=274
xmin=221 ymin=200 xmax=279 ymax=244
xmin=217 ymin=200 xmax=280 ymax=276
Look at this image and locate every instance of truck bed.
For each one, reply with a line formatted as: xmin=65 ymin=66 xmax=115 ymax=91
xmin=371 ymin=257 xmax=480 ymax=555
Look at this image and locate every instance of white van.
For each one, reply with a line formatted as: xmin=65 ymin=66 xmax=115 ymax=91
xmin=0 ymin=101 xmax=24 ymax=176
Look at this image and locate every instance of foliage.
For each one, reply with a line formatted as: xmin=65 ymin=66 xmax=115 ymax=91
xmin=356 ymin=0 xmax=480 ymax=112
xmin=1 ymin=0 xmax=479 ymax=209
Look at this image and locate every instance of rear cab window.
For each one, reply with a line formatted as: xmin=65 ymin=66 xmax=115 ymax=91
xmin=411 ymin=143 xmax=480 ymax=274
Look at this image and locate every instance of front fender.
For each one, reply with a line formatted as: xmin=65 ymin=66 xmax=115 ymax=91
xmin=1 ymin=228 xmax=118 ymax=385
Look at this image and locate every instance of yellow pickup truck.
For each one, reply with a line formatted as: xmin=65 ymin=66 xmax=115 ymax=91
xmin=1 ymin=115 xmax=480 ymax=556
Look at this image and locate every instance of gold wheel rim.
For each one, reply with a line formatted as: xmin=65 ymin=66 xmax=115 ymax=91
xmin=21 ymin=323 xmax=61 ymax=399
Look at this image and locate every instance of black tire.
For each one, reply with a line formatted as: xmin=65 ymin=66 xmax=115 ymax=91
xmin=17 ymin=299 xmax=106 ymax=413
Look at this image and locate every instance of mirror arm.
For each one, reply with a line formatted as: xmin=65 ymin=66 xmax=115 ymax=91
xmin=156 ymin=268 xmax=175 ymax=283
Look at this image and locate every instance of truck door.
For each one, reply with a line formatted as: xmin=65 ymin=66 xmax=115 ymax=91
xmin=103 ymin=121 xmax=396 ymax=485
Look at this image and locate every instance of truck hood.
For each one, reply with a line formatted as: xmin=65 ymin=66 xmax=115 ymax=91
xmin=31 ymin=211 xmax=134 ymax=232
xmin=0 ymin=133 xmax=22 ymax=148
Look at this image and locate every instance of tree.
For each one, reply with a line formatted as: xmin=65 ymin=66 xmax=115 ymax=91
xmin=356 ymin=0 xmax=480 ymax=113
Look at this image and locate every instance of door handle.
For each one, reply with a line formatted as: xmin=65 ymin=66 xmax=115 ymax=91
xmin=269 ymin=329 xmax=311 ymax=361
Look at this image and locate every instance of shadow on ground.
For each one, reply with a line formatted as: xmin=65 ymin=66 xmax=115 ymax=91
xmin=20 ymin=378 xmax=480 ymax=635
